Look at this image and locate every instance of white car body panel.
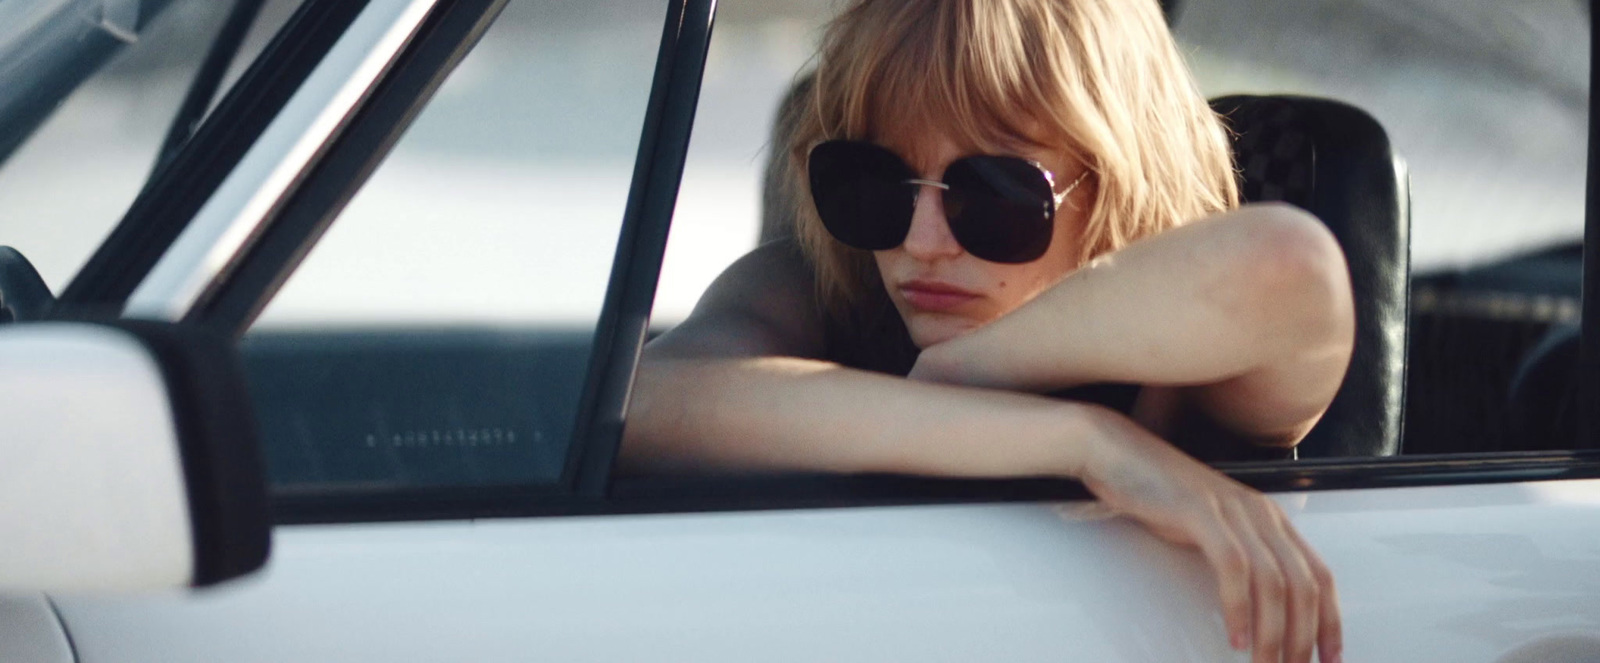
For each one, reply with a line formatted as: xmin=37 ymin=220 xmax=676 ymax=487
xmin=0 ymin=596 xmax=72 ymax=663
xmin=53 ymin=479 xmax=1600 ymax=662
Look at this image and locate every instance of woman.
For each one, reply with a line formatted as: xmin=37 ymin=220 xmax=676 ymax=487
xmin=624 ymin=1 xmax=1352 ymax=661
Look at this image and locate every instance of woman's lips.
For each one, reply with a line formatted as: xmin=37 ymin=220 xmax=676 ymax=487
xmin=898 ymin=280 xmax=980 ymax=312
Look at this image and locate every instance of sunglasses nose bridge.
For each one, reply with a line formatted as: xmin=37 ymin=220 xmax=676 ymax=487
xmin=900 ymin=178 xmax=964 ymax=259
xmin=903 ymin=177 xmax=953 ymax=223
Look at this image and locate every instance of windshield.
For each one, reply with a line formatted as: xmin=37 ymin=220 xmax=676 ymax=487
xmin=0 ymin=0 xmax=182 ymax=165
xmin=0 ymin=0 xmax=298 ymax=291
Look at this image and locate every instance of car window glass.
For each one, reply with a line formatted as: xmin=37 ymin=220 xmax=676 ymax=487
xmin=647 ymin=0 xmax=1590 ymax=462
xmin=0 ymin=0 xmax=302 ymax=292
xmin=653 ymin=0 xmax=831 ymax=326
xmin=245 ymin=0 xmax=666 ymax=493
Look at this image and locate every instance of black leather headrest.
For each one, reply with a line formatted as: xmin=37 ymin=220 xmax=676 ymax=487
xmin=1211 ymin=95 xmax=1411 ymax=457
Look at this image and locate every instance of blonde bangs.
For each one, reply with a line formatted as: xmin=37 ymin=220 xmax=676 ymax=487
xmin=842 ymin=3 xmax=1052 ymax=157
xmin=785 ymin=0 xmax=1240 ymax=319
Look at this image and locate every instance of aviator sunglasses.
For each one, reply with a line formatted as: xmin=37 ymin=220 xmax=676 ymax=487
xmin=807 ymin=140 xmax=1090 ymax=264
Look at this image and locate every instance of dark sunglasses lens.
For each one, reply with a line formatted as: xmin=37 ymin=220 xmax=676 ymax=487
xmin=942 ymin=156 xmax=1056 ymax=263
xmin=808 ymin=141 xmax=915 ymax=251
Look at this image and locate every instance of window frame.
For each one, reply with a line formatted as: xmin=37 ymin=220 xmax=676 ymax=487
xmin=1583 ymin=0 xmax=1600 ymax=452
xmin=66 ymin=0 xmax=1600 ymax=526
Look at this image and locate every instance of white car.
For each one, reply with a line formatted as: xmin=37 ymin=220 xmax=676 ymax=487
xmin=1 ymin=0 xmax=1597 ymax=661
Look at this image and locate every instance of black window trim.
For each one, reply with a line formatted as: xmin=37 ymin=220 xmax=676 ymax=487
xmin=1582 ymin=0 xmax=1600 ymax=451
xmin=61 ymin=0 xmax=1597 ymax=526
xmin=151 ymin=0 xmax=270 ymax=178
xmin=272 ymin=451 xmax=1600 ymax=525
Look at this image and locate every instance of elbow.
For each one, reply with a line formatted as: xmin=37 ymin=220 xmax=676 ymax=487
xmin=1229 ymin=203 xmax=1356 ymax=356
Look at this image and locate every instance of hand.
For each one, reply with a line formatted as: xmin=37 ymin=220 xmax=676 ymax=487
xmin=1077 ymin=406 xmax=1342 ymax=663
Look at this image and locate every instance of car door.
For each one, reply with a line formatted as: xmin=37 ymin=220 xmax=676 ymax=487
xmin=15 ymin=0 xmax=1600 ymax=661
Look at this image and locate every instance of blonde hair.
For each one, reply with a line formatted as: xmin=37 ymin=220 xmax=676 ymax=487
xmin=782 ymin=0 xmax=1238 ymax=318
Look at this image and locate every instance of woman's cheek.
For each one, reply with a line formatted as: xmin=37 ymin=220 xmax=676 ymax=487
xmin=983 ymin=276 xmax=1042 ymax=318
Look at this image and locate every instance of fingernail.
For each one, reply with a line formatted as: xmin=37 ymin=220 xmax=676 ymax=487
xmin=1230 ymin=630 xmax=1248 ymax=650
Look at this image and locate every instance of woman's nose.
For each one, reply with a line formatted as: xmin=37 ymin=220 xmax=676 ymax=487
xmin=901 ymin=183 xmax=963 ymax=260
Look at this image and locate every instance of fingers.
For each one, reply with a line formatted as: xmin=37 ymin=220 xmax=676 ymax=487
xmin=1196 ymin=518 xmax=1253 ymax=651
xmin=1223 ymin=500 xmax=1287 ymax=663
xmin=1244 ymin=503 xmax=1319 ymax=663
xmin=1286 ymin=522 xmax=1344 ymax=663
xmin=1196 ymin=492 xmax=1337 ymax=663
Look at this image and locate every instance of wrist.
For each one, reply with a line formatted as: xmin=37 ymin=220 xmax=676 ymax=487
xmin=1056 ymin=401 xmax=1149 ymax=489
xmin=1015 ymin=399 xmax=1118 ymax=480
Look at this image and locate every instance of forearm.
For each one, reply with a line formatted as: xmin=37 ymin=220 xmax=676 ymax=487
xmin=916 ymin=204 xmax=1354 ymax=442
xmin=622 ymin=356 xmax=1109 ymax=478
xmin=932 ymin=205 xmax=1347 ymax=387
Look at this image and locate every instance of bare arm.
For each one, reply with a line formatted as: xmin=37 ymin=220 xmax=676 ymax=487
xmin=627 ymin=240 xmax=1100 ymax=476
xmin=910 ymin=203 xmax=1356 ymax=446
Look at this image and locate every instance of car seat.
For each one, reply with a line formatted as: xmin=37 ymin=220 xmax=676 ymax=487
xmin=759 ymin=85 xmax=1410 ymax=458
xmin=1210 ymin=95 xmax=1411 ymax=457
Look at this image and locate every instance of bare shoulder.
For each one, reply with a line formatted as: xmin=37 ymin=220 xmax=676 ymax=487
xmin=645 ymin=239 xmax=827 ymax=360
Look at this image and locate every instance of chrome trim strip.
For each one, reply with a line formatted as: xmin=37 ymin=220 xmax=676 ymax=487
xmin=123 ymin=0 xmax=436 ymax=321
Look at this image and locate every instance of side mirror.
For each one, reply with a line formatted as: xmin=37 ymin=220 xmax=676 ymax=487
xmin=0 ymin=320 xmax=270 ymax=592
